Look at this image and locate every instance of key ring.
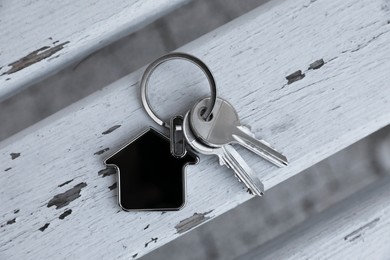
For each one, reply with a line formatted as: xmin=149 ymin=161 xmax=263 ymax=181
xmin=140 ymin=52 xmax=217 ymax=128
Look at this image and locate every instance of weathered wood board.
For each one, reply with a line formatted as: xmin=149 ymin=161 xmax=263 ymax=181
xmin=239 ymin=177 xmax=390 ymax=259
xmin=1 ymin=0 xmax=390 ymax=258
xmin=0 ymin=0 xmax=189 ymax=101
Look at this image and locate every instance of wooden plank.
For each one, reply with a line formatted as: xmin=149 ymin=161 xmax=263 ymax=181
xmin=1 ymin=0 xmax=390 ymax=258
xmin=0 ymin=0 xmax=190 ymax=101
xmin=238 ymin=177 xmax=390 ymax=259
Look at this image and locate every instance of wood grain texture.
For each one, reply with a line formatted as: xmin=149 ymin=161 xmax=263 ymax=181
xmin=1 ymin=0 xmax=390 ymax=258
xmin=0 ymin=0 xmax=190 ymax=101
xmin=239 ymin=177 xmax=390 ymax=260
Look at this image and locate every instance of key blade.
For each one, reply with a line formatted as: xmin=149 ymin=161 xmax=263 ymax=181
xmin=222 ymin=145 xmax=264 ymax=196
xmin=233 ymin=134 xmax=288 ymax=167
xmin=233 ymin=127 xmax=289 ymax=167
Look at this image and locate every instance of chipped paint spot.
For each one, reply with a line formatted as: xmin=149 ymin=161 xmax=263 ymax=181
xmin=94 ymin=148 xmax=110 ymax=155
xmin=344 ymin=218 xmax=380 ymax=242
xmin=47 ymin=182 xmax=87 ymax=209
xmin=58 ymin=179 xmax=74 ymax=187
xmin=144 ymin=224 xmax=150 ymax=230
xmin=4 ymin=167 xmax=12 ymax=172
xmin=175 ymin=211 xmax=213 ymax=234
xmin=108 ymin=182 xmax=117 ymax=190
xmin=39 ymin=223 xmax=50 ymax=232
xmin=132 ymin=253 xmax=138 ymax=258
xmin=59 ymin=209 xmax=72 ymax=220
xmin=10 ymin=153 xmax=20 ymax=160
xmin=98 ymin=167 xmax=116 ymax=178
xmin=286 ymin=70 xmax=305 ymax=84
xmin=14 ymin=209 xmax=19 ymax=214
xmin=7 ymin=218 xmax=16 ymax=225
xmin=102 ymin=125 xmax=121 ymax=135
xmin=2 ymin=42 xmax=70 ymax=75
xmin=144 ymin=237 xmax=158 ymax=248
xmin=309 ymin=59 xmax=325 ymax=70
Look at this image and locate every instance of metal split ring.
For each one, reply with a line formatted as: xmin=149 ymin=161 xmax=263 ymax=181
xmin=140 ymin=52 xmax=217 ymax=128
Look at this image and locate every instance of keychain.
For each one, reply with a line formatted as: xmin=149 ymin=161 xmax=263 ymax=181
xmin=105 ymin=53 xmax=217 ymax=211
xmin=105 ymin=52 xmax=288 ymax=211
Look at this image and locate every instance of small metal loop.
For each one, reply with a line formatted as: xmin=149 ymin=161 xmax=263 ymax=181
xmin=140 ymin=52 xmax=217 ymax=128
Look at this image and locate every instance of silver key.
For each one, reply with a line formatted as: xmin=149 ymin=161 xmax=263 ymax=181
xmin=183 ymin=112 xmax=264 ymax=196
xmin=190 ymin=97 xmax=289 ymax=167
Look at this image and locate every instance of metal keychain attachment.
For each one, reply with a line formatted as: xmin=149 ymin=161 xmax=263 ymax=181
xmin=170 ymin=115 xmax=186 ymax=158
xmin=140 ymin=52 xmax=217 ymax=157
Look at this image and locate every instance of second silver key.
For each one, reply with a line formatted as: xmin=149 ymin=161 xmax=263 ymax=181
xmin=190 ymin=97 xmax=289 ymax=167
xmin=183 ymin=112 xmax=264 ymax=196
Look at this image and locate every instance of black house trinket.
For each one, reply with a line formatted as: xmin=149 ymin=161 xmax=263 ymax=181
xmin=105 ymin=128 xmax=198 ymax=211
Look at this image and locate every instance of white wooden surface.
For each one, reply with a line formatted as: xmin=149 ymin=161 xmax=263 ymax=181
xmin=0 ymin=0 xmax=189 ymax=101
xmin=1 ymin=0 xmax=390 ymax=258
xmin=239 ymin=177 xmax=390 ymax=260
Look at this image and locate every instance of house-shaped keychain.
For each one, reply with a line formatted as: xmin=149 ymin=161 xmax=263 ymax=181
xmin=105 ymin=128 xmax=198 ymax=211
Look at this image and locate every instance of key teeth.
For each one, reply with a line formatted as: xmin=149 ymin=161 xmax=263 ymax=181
xmin=247 ymin=188 xmax=264 ymax=196
xmin=246 ymin=187 xmax=264 ymax=196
